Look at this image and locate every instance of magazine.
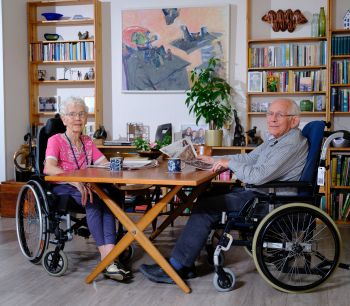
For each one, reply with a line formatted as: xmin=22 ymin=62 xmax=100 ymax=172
xmin=160 ymin=138 xmax=213 ymax=170
xmin=87 ymin=159 xmax=158 ymax=170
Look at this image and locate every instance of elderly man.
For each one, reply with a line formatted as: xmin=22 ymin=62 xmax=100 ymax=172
xmin=140 ymin=98 xmax=309 ymax=284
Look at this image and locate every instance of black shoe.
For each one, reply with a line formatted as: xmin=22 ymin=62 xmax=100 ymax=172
xmin=139 ymin=263 xmax=196 ymax=284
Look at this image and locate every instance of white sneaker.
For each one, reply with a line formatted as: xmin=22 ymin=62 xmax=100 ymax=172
xmin=104 ymin=262 xmax=131 ymax=281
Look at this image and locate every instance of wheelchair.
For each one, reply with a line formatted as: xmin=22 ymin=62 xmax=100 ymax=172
xmin=207 ymin=121 xmax=350 ymax=293
xmin=15 ymin=116 xmax=132 ymax=277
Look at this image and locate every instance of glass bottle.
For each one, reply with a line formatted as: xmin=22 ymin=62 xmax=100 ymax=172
xmin=318 ymin=7 xmax=326 ymax=37
xmin=311 ymin=13 xmax=319 ymax=37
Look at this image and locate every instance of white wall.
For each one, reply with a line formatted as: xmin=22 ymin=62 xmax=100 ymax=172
xmin=2 ymin=0 xmax=29 ymax=180
xmin=0 ymin=0 xmax=5 ymax=182
xmin=109 ymin=0 xmax=247 ymax=140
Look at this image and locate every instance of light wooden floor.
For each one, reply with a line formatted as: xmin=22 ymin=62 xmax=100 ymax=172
xmin=1 ymin=216 xmax=350 ymax=306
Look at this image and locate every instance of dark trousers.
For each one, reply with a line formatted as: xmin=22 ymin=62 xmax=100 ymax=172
xmin=171 ymin=187 xmax=258 ymax=267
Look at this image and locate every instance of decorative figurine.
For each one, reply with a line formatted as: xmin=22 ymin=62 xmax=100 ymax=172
xmin=77 ymin=70 xmax=82 ymax=80
xmin=343 ymin=10 xmax=350 ymax=29
xmin=232 ymin=110 xmax=246 ymax=146
xmin=261 ymin=9 xmax=307 ymax=32
xmin=59 ymin=67 xmax=71 ymax=80
xmin=78 ymin=31 xmax=89 ymax=40
xmin=246 ymin=126 xmax=263 ymax=147
xmin=87 ymin=68 xmax=95 ymax=80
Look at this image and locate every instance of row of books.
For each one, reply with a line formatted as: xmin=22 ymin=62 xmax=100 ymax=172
xmin=330 ymin=88 xmax=350 ymax=112
xmin=330 ymin=154 xmax=350 ymax=186
xmin=30 ymin=41 xmax=94 ymax=62
xmin=248 ymin=70 xmax=327 ymax=93
xmin=248 ymin=42 xmax=327 ymax=68
xmin=331 ymin=60 xmax=350 ymax=84
xmin=330 ymin=192 xmax=350 ymax=221
xmin=331 ymin=36 xmax=350 ymax=56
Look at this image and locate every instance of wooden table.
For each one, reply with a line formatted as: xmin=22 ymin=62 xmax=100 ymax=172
xmin=45 ymin=162 xmax=217 ymax=293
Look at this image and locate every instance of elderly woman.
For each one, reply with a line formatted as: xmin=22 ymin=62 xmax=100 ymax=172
xmin=44 ymin=96 xmax=131 ymax=281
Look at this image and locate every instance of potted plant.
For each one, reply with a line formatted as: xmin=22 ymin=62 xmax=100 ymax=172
xmin=133 ymin=134 xmax=172 ymax=159
xmin=185 ymin=57 xmax=233 ymax=146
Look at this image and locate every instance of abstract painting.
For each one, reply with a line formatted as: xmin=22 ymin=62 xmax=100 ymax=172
xmin=121 ymin=6 xmax=230 ymax=92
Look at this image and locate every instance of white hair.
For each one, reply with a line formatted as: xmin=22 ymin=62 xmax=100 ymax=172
xmin=59 ymin=96 xmax=88 ymax=116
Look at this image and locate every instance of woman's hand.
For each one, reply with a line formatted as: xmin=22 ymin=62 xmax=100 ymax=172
xmin=212 ymin=158 xmax=229 ymax=172
xmin=72 ymin=182 xmax=93 ymax=206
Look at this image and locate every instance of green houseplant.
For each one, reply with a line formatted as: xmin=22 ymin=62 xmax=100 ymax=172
xmin=185 ymin=57 xmax=233 ymax=146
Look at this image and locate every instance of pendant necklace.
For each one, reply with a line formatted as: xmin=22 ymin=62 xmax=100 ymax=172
xmin=64 ymin=132 xmax=89 ymax=169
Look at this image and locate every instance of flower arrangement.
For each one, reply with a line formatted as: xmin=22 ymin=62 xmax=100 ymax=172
xmin=133 ymin=134 xmax=172 ymax=151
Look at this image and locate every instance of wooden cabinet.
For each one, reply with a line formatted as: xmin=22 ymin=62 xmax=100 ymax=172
xmin=0 ymin=181 xmax=25 ymax=217
xmin=27 ymin=0 xmax=102 ymax=133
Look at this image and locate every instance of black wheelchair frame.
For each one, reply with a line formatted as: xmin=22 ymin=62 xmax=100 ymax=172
xmin=15 ymin=117 xmax=132 ymax=277
xmin=207 ymin=126 xmax=350 ymax=293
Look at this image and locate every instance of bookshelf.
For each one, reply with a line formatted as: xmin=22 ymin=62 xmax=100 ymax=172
xmin=27 ymin=0 xmax=102 ymax=135
xmin=245 ymin=0 xmax=350 ymax=224
xmin=246 ymin=0 xmax=330 ymax=146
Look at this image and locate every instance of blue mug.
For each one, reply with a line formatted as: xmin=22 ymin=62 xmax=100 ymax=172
xmin=110 ymin=157 xmax=123 ymax=171
xmin=167 ymin=158 xmax=184 ymax=172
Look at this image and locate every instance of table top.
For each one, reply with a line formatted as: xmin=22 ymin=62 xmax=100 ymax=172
xmin=45 ymin=162 xmax=218 ymax=186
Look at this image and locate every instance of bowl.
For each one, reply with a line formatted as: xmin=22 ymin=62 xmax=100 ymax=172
xmin=41 ymin=13 xmax=63 ymax=21
xmin=331 ymin=137 xmax=350 ymax=148
xmin=44 ymin=33 xmax=59 ymax=41
xmin=137 ymin=150 xmax=162 ymax=159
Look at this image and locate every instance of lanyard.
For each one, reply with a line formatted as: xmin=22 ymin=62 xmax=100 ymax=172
xmin=64 ymin=132 xmax=89 ymax=169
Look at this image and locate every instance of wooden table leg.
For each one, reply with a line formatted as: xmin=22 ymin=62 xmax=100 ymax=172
xmin=150 ymin=181 xmax=210 ymax=241
xmin=87 ymin=184 xmax=191 ymax=293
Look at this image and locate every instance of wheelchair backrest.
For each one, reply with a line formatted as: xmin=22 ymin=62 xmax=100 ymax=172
xmin=35 ymin=115 xmax=66 ymax=175
xmin=299 ymin=121 xmax=326 ymax=194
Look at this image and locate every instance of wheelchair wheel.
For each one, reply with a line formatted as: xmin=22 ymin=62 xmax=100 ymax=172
xmin=252 ymin=203 xmax=341 ymax=293
xmin=16 ymin=180 xmax=49 ymax=264
xmin=42 ymin=249 xmax=68 ymax=277
xmin=213 ymin=268 xmax=235 ymax=292
xmin=119 ymin=245 xmax=134 ymax=264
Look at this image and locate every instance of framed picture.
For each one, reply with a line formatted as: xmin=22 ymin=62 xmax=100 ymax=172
xmin=84 ymin=96 xmax=95 ymax=113
xmin=247 ymin=71 xmax=263 ymax=92
xmin=38 ymin=96 xmax=59 ymax=113
xmin=181 ymin=124 xmax=207 ymax=145
xmin=121 ymin=5 xmax=230 ymax=92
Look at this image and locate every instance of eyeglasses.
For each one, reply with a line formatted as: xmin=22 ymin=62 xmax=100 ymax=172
xmin=266 ymin=112 xmax=296 ymax=120
xmin=65 ymin=111 xmax=87 ymax=119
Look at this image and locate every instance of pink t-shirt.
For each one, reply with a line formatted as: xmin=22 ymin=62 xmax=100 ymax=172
xmin=44 ymin=133 xmax=104 ymax=173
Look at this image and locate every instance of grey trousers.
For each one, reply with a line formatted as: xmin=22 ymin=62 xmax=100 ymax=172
xmin=170 ymin=187 xmax=257 ymax=267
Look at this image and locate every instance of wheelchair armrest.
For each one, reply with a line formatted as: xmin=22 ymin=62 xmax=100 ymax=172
xmin=245 ymin=181 xmax=312 ymax=189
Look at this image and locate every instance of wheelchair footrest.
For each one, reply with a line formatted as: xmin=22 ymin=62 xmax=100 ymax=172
xmin=76 ymin=227 xmax=90 ymax=238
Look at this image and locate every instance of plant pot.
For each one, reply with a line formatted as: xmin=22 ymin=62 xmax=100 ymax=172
xmin=205 ymin=130 xmax=223 ymax=147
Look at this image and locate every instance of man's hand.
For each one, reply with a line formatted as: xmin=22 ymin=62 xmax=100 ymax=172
xmin=197 ymin=155 xmax=214 ymax=164
xmin=212 ymin=158 xmax=229 ymax=172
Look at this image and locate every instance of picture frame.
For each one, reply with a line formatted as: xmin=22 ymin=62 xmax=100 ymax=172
xmin=84 ymin=96 xmax=95 ymax=113
xmin=121 ymin=5 xmax=230 ymax=92
xmin=247 ymin=71 xmax=263 ymax=92
xmin=181 ymin=124 xmax=207 ymax=145
xmin=38 ymin=96 xmax=59 ymax=113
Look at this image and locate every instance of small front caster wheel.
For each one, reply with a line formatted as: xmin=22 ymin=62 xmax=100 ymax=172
xmin=213 ymin=268 xmax=235 ymax=292
xmin=42 ymin=249 xmax=68 ymax=277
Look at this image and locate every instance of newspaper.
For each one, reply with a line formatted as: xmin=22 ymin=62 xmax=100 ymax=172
xmin=87 ymin=159 xmax=158 ymax=170
xmin=160 ymin=138 xmax=213 ymax=170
